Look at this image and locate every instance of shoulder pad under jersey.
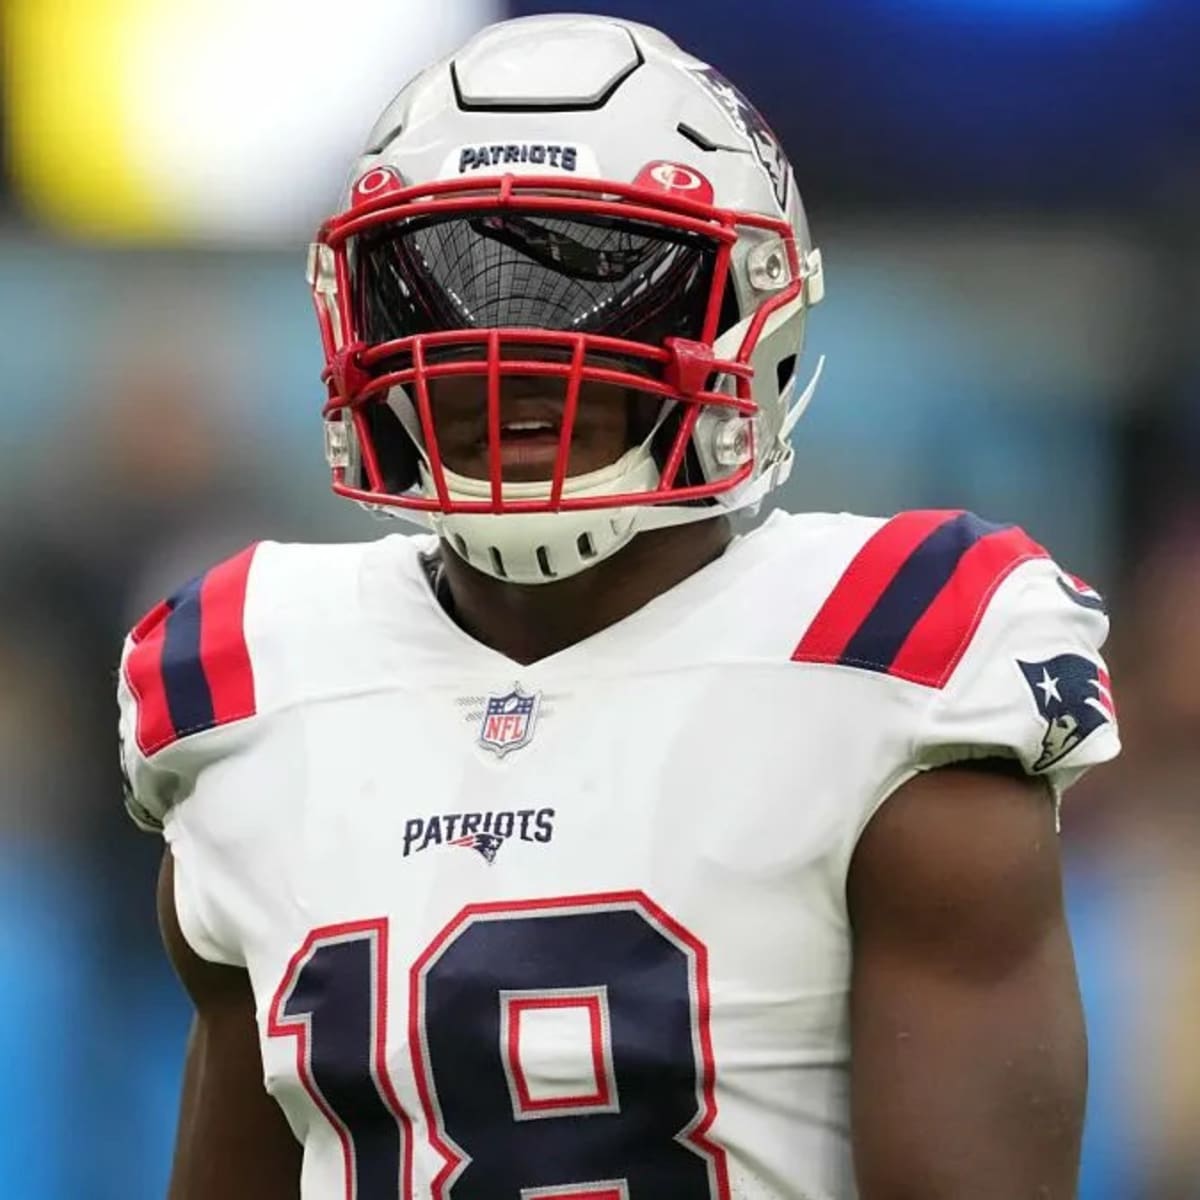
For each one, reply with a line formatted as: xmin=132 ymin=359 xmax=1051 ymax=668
xmin=792 ymin=509 xmax=1120 ymax=791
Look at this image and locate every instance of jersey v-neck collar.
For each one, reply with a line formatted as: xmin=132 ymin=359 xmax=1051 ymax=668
xmin=379 ymin=513 xmax=789 ymax=677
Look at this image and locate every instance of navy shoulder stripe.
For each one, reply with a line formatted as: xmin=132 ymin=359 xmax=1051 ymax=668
xmin=794 ymin=511 xmax=1048 ymax=687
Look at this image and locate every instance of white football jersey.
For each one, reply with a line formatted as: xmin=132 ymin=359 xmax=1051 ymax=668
xmin=118 ymin=509 xmax=1119 ymax=1200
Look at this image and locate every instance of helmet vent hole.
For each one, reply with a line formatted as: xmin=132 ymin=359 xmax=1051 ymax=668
xmin=777 ymin=355 xmax=798 ymax=394
xmin=536 ymin=546 xmax=557 ymax=579
xmin=577 ymin=532 xmax=597 ymax=560
xmin=488 ymin=547 xmax=508 ymax=579
xmin=453 ymin=534 xmax=470 ymax=561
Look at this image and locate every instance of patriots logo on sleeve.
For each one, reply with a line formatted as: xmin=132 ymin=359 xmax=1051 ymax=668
xmin=1019 ymin=654 xmax=1116 ymax=771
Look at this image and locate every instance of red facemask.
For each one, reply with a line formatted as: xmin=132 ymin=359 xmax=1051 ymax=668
xmin=310 ymin=169 xmax=805 ymax=515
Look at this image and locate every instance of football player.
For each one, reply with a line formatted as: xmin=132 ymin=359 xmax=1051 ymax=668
xmin=118 ymin=15 xmax=1121 ymax=1200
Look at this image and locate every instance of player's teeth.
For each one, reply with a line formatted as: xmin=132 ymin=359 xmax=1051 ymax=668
xmin=503 ymin=421 xmax=554 ymax=432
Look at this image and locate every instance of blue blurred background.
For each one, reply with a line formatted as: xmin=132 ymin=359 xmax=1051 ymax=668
xmin=1 ymin=1 xmax=1198 ymax=1196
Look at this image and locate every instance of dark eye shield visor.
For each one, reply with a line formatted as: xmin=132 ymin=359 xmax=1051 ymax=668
xmin=351 ymin=209 xmax=727 ymax=360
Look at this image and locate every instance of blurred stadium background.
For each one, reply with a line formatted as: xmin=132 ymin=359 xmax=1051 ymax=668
xmin=1 ymin=0 xmax=1198 ymax=1196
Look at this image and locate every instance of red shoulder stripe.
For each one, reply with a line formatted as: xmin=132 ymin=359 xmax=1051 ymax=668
xmin=198 ymin=544 xmax=257 ymax=725
xmin=122 ymin=543 xmax=258 ymax=757
xmin=124 ymin=602 xmax=176 ymax=757
xmin=793 ymin=511 xmax=1049 ymax=688
xmin=792 ymin=510 xmax=960 ymax=665
xmin=887 ymin=524 xmax=1047 ymax=687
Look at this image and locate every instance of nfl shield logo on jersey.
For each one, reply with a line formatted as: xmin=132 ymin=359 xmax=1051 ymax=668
xmin=478 ymin=685 xmax=540 ymax=757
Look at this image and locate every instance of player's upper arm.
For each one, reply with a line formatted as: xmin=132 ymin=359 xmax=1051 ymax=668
xmin=158 ymin=852 xmax=302 ymax=1200
xmin=804 ymin=512 xmax=1116 ymax=1197
xmin=847 ymin=763 xmax=1085 ymax=1200
xmin=122 ymin=546 xmax=302 ymax=1195
xmin=117 ymin=544 xmax=265 ymax=967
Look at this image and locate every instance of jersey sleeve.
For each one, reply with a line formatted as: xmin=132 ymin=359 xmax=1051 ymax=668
xmin=793 ymin=509 xmax=1120 ymax=806
xmin=117 ymin=542 xmax=259 ymax=831
xmin=116 ymin=544 xmax=261 ymax=966
xmin=915 ymin=554 xmax=1120 ymax=796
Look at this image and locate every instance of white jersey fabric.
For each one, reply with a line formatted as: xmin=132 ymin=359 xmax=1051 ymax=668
xmin=118 ymin=509 xmax=1120 ymax=1200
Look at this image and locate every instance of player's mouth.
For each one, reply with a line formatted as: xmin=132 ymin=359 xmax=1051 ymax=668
xmin=477 ymin=406 xmax=565 ymax=470
xmin=432 ymin=387 xmax=630 ymax=482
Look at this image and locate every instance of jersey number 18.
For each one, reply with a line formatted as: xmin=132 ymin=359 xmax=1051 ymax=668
xmin=269 ymin=892 xmax=730 ymax=1199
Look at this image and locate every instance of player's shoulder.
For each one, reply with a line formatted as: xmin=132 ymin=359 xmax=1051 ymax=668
xmin=118 ymin=539 xmax=367 ymax=750
xmin=114 ymin=530 xmax=434 ymax=772
xmin=773 ymin=507 xmax=1118 ymax=787
xmin=116 ymin=534 xmax=434 ymax=828
xmin=777 ymin=507 xmax=1107 ymax=689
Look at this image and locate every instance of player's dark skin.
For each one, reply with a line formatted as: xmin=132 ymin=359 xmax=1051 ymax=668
xmin=161 ymin=373 xmax=1087 ymax=1198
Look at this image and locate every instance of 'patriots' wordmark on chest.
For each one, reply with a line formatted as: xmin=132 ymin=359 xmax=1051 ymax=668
xmin=459 ymin=143 xmax=579 ymax=173
xmin=403 ymin=807 xmax=556 ymax=864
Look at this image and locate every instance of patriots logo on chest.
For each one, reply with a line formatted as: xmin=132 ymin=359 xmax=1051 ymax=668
xmin=402 ymin=808 xmax=556 ymax=863
xmin=451 ymin=831 xmax=506 ymax=864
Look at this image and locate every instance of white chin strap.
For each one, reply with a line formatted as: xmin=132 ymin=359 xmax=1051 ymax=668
xmin=423 ymin=446 xmax=665 ymax=585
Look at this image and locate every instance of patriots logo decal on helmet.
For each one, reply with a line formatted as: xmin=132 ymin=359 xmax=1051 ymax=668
xmin=1019 ymin=654 xmax=1116 ymax=771
xmin=689 ymin=65 xmax=789 ymax=208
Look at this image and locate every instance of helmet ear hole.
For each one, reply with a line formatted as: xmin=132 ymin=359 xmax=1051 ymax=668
xmin=360 ymin=401 xmax=420 ymax=493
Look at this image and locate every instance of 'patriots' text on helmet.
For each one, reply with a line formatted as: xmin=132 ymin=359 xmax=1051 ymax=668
xmin=309 ymin=14 xmax=825 ymax=584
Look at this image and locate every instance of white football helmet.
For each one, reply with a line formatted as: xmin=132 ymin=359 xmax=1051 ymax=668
xmin=309 ymin=14 xmax=825 ymax=584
